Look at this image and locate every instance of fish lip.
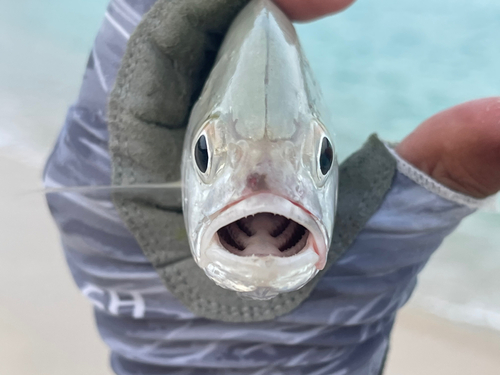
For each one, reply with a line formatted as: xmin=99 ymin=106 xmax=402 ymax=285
xmin=199 ymin=193 xmax=329 ymax=270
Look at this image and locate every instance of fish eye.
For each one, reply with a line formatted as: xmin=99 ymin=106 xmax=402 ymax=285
xmin=319 ymin=137 xmax=333 ymax=176
xmin=195 ymin=134 xmax=209 ymax=174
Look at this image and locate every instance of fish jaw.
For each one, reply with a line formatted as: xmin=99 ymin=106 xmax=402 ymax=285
xmin=195 ymin=193 xmax=328 ymax=299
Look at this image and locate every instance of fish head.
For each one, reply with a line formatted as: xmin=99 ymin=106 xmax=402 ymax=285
xmin=181 ymin=0 xmax=338 ymax=300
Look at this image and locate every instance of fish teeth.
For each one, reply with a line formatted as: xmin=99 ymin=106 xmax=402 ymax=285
xmin=270 ymin=215 xmax=290 ymax=237
xmin=220 ymin=214 xmax=310 ymax=256
xmin=272 ymin=220 xmax=297 ymax=249
xmin=277 ymin=230 xmax=309 ymax=256
xmin=236 ymin=219 xmax=253 ymax=237
xmin=218 ymin=226 xmax=245 ymax=251
xmin=227 ymin=222 xmax=251 ymax=248
xmin=276 ymin=222 xmax=307 ymax=252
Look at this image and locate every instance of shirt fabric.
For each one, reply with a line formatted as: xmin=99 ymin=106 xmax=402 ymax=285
xmin=43 ymin=1 xmax=477 ymax=374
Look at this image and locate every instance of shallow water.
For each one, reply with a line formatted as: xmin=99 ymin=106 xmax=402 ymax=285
xmin=1 ymin=0 xmax=499 ymax=330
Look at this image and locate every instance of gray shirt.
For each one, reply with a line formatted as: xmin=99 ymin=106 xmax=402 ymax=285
xmin=43 ymin=1 xmax=480 ymax=374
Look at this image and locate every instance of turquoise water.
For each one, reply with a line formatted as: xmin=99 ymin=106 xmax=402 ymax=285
xmin=0 ymin=0 xmax=108 ymax=153
xmin=1 ymin=0 xmax=499 ymax=329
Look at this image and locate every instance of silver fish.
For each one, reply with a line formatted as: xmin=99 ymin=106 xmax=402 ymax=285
xmin=182 ymin=0 xmax=338 ymax=300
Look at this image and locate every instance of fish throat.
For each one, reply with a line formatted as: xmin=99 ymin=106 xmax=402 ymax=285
xmin=217 ymin=213 xmax=309 ymax=257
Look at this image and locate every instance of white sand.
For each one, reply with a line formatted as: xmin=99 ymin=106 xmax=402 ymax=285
xmin=1 ymin=152 xmax=499 ymax=375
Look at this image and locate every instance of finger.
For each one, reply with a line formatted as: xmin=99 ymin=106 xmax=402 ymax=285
xmin=110 ymin=0 xmax=251 ymax=128
xmin=397 ymin=97 xmax=500 ymax=198
xmin=273 ymin=0 xmax=357 ymax=21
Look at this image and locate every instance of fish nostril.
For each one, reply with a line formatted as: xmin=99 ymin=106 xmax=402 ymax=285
xmin=246 ymin=173 xmax=268 ymax=191
xmin=228 ymin=142 xmax=243 ymax=168
xmin=283 ymin=141 xmax=298 ymax=169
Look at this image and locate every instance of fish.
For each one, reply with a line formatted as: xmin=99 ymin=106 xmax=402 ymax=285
xmin=181 ymin=0 xmax=338 ymax=300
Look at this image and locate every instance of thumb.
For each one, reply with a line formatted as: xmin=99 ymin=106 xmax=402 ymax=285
xmin=397 ymin=97 xmax=500 ymax=198
xmin=274 ymin=0 xmax=357 ymax=21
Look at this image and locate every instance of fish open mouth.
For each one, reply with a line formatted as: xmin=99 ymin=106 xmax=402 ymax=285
xmin=217 ymin=213 xmax=309 ymax=257
xmin=199 ymin=193 xmax=328 ymax=270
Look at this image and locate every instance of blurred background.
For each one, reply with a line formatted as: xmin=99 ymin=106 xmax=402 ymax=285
xmin=0 ymin=0 xmax=499 ymax=374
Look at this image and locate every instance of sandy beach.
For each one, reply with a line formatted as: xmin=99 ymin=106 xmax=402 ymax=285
xmin=385 ymin=307 xmax=500 ymax=375
xmin=1 ymin=151 xmax=499 ymax=375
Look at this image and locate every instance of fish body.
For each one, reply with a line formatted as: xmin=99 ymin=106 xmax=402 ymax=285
xmin=182 ymin=0 xmax=338 ymax=300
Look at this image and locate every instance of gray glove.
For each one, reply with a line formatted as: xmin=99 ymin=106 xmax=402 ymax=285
xmin=108 ymin=0 xmax=396 ymax=322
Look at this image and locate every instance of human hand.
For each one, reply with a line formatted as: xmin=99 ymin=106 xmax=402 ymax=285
xmin=397 ymin=98 xmax=500 ymax=199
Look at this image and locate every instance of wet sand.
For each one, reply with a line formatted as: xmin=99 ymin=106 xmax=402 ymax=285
xmin=386 ymin=307 xmax=500 ymax=375
xmin=1 ymin=152 xmax=499 ymax=375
